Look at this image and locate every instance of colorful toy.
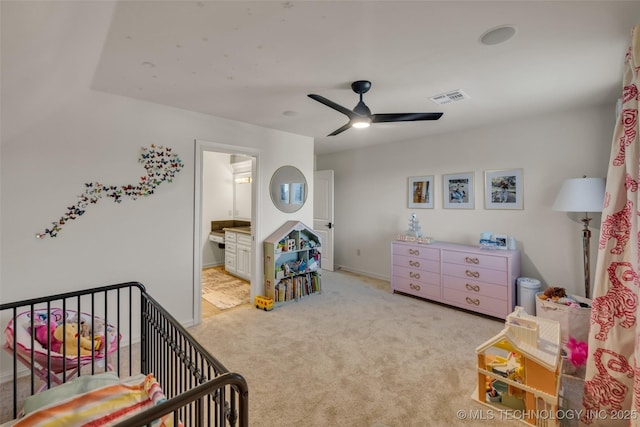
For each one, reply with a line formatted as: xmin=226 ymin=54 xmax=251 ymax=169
xmin=566 ymin=336 xmax=588 ymax=368
xmin=52 ymin=323 xmax=100 ymax=356
xmin=254 ymin=296 xmax=274 ymax=311
xmin=475 ymin=307 xmax=562 ymax=425
xmin=33 ymin=323 xmax=60 ymax=350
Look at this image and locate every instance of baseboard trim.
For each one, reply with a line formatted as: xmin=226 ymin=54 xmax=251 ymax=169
xmin=333 ymin=265 xmax=390 ymax=282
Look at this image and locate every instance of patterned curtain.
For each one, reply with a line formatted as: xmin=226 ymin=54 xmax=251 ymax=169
xmin=582 ymin=25 xmax=640 ymax=426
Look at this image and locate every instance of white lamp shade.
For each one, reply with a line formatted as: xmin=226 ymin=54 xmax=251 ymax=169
xmin=552 ymin=177 xmax=606 ymax=213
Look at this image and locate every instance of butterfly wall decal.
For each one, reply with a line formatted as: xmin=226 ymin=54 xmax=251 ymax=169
xmin=36 ymin=145 xmax=184 ymax=239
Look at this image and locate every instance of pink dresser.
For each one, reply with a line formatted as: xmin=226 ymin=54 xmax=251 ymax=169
xmin=391 ymin=240 xmax=521 ymax=319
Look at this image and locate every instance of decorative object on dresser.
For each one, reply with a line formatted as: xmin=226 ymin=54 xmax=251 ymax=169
xmin=264 ymin=221 xmax=322 ymax=306
xmin=408 ymin=176 xmax=434 ymax=209
xmin=443 ymin=172 xmax=474 ymax=209
xmin=551 ymin=176 xmax=606 ymax=299
xmin=484 ymin=168 xmax=523 ymax=210
xmin=406 ymin=213 xmax=422 ymax=237
xmin=391 ymin=240 xmax=521 ymax=319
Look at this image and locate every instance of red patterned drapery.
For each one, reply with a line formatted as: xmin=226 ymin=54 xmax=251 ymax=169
xmin=582 ymin=25 xmax=640 ymax=426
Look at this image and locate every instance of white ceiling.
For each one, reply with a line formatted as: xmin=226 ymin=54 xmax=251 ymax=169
xmin=91 ymin=1 xmax=640 ymax=155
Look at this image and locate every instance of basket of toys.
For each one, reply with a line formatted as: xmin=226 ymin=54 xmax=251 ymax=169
xmin=536 ymin=287 xmax=591 ymax=347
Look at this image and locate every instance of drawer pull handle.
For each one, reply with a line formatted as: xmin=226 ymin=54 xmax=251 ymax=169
xmin=409 ymin=283 xmax=421 ymax=291
xmin=465 ymin=257 xmax=480 ymax=264
xmin=465 ymin=283 xmax=480 ymax=292
xmin=409 ymin=249 xmax=420 ymax=256
xmin=465 ymin=270 xmax=480 ymax=278
xmin=409 ymin=260 xmax=420 ymax=268
xmin=466 ymin=297 xmax=480 ymax=306
xmin=409 ymin=272 xmax=421 ymax=280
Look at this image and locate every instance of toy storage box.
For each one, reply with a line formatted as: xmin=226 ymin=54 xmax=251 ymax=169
xmin=535 ymin=293 xmax=591 ymax=347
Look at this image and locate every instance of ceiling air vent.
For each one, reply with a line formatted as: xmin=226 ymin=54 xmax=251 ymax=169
xmin=430 ymin=89 xmax=470 ymax=105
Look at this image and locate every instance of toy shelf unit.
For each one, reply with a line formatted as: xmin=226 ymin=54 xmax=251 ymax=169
xmin=264 ymin=221 xmax=322 ymax=306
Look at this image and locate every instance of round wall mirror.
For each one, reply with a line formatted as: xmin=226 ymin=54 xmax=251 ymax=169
xmin=270 ymin=166 xmax=307 ymax=213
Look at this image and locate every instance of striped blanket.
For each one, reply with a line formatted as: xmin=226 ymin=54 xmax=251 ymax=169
xmin=13 ymin=374 xmax=181 ymax=427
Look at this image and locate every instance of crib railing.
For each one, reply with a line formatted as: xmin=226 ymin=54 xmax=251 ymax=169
xmin=0 ymin=282 xmax=249 ymax=426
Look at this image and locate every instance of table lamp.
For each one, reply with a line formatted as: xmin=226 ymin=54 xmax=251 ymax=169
xmin=552 ymin=176 xmax=606 ymax=299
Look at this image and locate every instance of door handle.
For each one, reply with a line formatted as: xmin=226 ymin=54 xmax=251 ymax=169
xmin=326 ymin=222 xmax=333 ymax=229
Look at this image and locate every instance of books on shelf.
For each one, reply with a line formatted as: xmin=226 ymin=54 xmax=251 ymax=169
xmin=269 ymin=272 xmax=320 ymax=303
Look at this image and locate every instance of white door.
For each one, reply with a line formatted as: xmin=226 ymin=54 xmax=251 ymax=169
xmin=314 ymin=170 xmax=334 ymax=271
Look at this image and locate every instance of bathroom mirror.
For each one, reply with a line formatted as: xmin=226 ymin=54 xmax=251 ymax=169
xmin=270 ymin=165 xmax=307 ymax=213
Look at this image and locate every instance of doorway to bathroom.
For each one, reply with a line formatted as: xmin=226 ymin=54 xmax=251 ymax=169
xmin=194 ymin=140 xmax=259 ymax=323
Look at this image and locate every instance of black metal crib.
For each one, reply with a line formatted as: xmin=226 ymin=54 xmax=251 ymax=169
xmin=0 ymin=281 xmax=248 ymax=426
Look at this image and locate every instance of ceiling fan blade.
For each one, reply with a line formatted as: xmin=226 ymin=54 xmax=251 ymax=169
xmin=328 ymin=123 xmax=352 ymax=136
xmin=371 ymin=112 xmax=443 ymax=123
xmin=308 ymin=94 xmax=356 ymax=119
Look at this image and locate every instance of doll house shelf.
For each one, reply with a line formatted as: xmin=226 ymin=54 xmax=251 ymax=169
xmin=263 ymin=221 xmax=321 ymax=307
xmin=474 ymin=307 xmax=562 ymax=426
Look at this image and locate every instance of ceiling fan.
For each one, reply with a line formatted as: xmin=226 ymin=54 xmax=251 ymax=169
xmin=308 ymin=80 xmax=443 ymax=136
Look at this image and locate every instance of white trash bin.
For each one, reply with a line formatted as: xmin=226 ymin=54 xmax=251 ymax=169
xmin=517 ymin=277 xmax=541 ymax=315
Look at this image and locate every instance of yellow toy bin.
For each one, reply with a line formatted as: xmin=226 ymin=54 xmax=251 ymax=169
xmin=254 ymin=296 xmax=274 ymax=311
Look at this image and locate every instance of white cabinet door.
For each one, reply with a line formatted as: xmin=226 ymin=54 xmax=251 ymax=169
xmin=236 ymin=233 xmax=251 ymax=280
xmin=237 ymin=244 xmax=251 ymax=279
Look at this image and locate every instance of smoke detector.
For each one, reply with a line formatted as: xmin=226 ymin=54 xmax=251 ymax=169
xmin=429 ymin=89 xmax=470 ymax=105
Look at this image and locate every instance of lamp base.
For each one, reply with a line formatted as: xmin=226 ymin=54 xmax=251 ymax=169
xmin=581 ymin=214 xmax=592 ymax=299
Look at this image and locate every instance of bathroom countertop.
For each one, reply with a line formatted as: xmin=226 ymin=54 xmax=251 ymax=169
xmin=222 ymin=226 xmax=251 ymax=234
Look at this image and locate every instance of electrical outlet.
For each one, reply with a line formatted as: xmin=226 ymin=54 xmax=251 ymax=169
xmin=357 ymin=249 xmax=361 ymax=256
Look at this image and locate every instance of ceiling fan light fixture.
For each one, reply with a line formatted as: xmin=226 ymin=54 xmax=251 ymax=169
xmin=351 ymin=117 xmax=371 ymax=129
xmin=307 ymin=80 xmax=443 ymax=136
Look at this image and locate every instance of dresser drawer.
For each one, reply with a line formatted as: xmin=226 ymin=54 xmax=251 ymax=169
xmin=392 ymin=265 xmax=440 ymax=286
xmin=442 ymin=262 xmax=507 ymax=285
xmin=237 ymin=233 xmax=252 ymax=246
xmin=442 ymin=250 xmax=506 ymax=271
xmin=392 ymin=243 xmax=440 ymax=261
xmin=393 ymin=254 xmax=440 ymax=273
xmin=442 ymin=275 xmax=507 ymax=301
xmin=225 ymin=231 xmax=237 ymax=243
xmin=443 ymin=287 xmax=509 ymax=318
xmin=392 ymin=276 xmax=441 ymax=300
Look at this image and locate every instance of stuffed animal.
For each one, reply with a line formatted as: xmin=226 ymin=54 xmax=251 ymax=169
xmin=52 ymin=323 xmax=99 ymax=356
xmin=539 ymin=286 xmax=567 ymax=301
xmin=33 ymin=323 xmax=61 ymax=350
xmin=70 ymin=314 xmax=105 ymax=338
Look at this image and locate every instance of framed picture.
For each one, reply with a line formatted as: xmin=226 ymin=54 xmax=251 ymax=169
xmin=443 ymin=172 xmax=474 ymax=209
xmin=485 ymin=169 xmax=524 ymax=210
xmin=408 ymin=176 xmax=434 ymax=209
xmin=494 ymin=234 xmax=508 ymax=250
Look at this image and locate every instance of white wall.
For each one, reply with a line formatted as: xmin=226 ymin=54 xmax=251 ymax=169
xmin=201 ymin=152 xmax=233 ymax=268
xmin=316 ymin=104 xmax=614 ymax=297
xmin=0 ymin=2 xmax=314 ymax=325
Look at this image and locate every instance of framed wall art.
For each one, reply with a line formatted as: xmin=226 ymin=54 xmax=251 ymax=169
xmin=484 ymin=168 xmax=524 ymax=210
xmin=494 ymin=234 xmax=508 ymax=250
xmin=408 ymin=176 xmax=434 ymax=209
xmin=443 ymin=172 xmax=474 ymax=209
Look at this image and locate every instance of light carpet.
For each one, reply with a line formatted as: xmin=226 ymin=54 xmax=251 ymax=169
xmin=189 ymin=269 xmax=531 ymax=427
xmin=202 ymin=267 xmax=250 ymax=310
